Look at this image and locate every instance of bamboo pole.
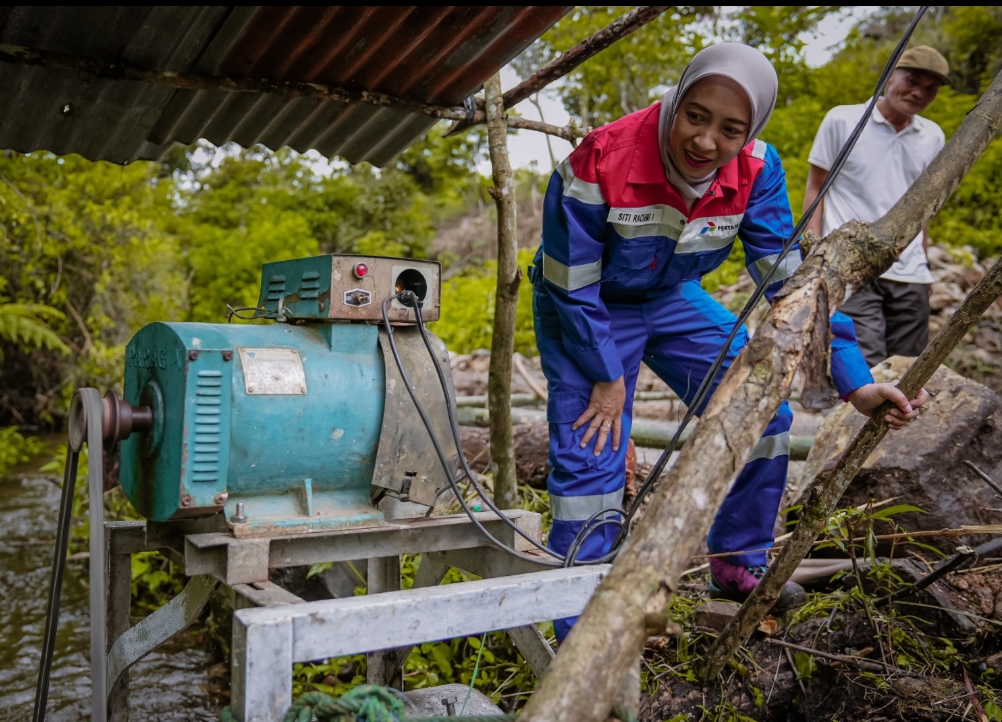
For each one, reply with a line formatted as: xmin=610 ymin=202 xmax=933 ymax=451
xmin=699 ymin=254 xmax=1002 ymax=679
xmin=517 ymin=69 xmax=1002 ymax=722
xmin=484 ymin=72 xmax=520 ymax=510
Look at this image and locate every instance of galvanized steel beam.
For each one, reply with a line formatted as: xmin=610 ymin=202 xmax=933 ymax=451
xmin=183 ymin=509 xmax=542 ymax=583
xmin=105 ymin=575 xmax=218 ymax=695
xmin=242 ymin=565 xmax=607 ymax=661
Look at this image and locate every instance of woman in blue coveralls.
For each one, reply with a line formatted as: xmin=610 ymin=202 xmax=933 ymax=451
xmin=530 ymin=44 xmax=928 ymax=641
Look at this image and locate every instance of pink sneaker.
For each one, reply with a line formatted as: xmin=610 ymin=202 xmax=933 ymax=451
xmin=708 ymin=557 xmax=806 ymax=612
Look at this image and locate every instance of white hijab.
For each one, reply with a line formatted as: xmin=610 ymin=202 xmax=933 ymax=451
xmin=657 ymin=44 xmax=779 ymax=208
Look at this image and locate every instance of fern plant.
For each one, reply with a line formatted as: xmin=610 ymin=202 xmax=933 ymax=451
xmin=0 ymin=299 xmax=71 ymax=360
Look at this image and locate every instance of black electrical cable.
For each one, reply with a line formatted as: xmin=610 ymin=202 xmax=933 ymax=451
xmin=610 ymin=5 xmax=929 ymax=551
xmin=381 ymin=294 xmax=563 ymax=567
xmin=410 ymin=293 xmax=625 ymax=566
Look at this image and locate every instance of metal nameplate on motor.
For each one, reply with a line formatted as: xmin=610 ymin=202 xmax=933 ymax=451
xmin=238 ymin=348 xmax=307 ymax=395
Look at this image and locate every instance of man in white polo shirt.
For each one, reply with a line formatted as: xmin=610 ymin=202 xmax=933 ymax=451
xmin=804 ymin=46 xmax=949 ymax=366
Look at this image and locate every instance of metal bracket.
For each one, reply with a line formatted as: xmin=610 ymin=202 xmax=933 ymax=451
xmin=105 ymin=575 xmax=218 ymax=692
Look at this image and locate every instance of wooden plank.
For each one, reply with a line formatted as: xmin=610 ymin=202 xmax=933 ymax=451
xmin=236 ymin=566 xmax=608 ymax=663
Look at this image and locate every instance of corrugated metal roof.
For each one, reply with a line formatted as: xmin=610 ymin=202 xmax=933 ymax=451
xmin=0 ymin=6 xmax=569 ymax=166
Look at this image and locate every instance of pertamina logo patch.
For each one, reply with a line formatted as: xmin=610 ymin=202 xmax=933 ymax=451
xmin=608 ymin=208 xmax=663 ymax=226
xmin=700 ymin=220 xmax=739 ymax=235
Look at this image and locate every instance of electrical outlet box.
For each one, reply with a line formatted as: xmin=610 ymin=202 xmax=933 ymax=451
xmin=257 ymin=254 xmax=441 ymax=323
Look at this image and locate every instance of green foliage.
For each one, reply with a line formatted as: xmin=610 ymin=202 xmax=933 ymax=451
xmin=395 ymin=123 xmax=489 ymax=215
xmin=434 ymin=249 xmax=537 ymax=356
xmin=700 ymin=244 xmax=745 ymax=294
xmin=528 ymin=7 xmax=708 ymax=127
xmin=792 ymin=651 xmax=816 ymax=681
xmin=293 ymin=537 xmax=548 ymax=707
xmin=0 ymin=426 xmax=45 ymax=477
xmin=172 ymin=145 xmax=436 ymax=323
xmin=730 ymin=6 xmax=841 ymax=101
xmin=0 ymin=151 xmax=185 ymax=423
xmin=0 ymin=298 xmax=70 ymax=360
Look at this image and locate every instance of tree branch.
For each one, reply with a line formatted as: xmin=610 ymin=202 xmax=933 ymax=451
xmin=501 ymin=6 xmax=672 ymax=109
xmin=518 ymin=68 xmax=1002 ymax=722
xmin=445 ymin=6 xmax=671 ymax=138
xmin=506 ymin=116 xmax=586 ymax=141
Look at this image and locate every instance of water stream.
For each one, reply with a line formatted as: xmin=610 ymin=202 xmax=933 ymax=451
xmin=0 ymin=471 xmax=223 ymax=720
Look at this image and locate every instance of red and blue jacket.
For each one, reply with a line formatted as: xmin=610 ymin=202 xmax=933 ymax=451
xmin=532 ymin=102 xmax=873 ymax=395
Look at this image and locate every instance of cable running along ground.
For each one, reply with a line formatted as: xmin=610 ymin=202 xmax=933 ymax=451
xmin=387 ymin=4 xmax=929 ymax=568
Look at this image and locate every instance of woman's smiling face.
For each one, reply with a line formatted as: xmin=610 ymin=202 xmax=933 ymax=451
xmin=668 ymin=75 xmax=752 ymax=182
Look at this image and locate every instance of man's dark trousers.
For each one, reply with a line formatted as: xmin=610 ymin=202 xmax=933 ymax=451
xmin=840 ymin=278 xmax=930 ymax=367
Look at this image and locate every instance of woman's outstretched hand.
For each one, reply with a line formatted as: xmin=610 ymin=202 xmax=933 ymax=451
xmin=846 ymin=383 xmax=929 ymax=430
xmin=574 ymin=377 xmax=626 ymax=456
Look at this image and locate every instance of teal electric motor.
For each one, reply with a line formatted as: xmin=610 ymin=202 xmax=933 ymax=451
xmin=119 ymin=254 xmax=455 ymax=536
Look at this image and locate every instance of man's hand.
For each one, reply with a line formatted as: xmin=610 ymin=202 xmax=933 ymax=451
xmin=846 ymin=383 xmax=929 ymax=430
xmin=573 ymin=377 xmax=626 ymax=456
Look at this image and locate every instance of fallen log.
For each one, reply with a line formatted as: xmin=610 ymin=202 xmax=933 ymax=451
xmin=455 ymin=406 xmax=814 ymax=460
xmin=453 ymin=390 xmax=683 ymax=407
xmin=517 ymin=69 xmax=1002 ymax=722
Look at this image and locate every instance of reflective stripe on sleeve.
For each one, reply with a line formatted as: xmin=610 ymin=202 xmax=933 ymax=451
xmin=751 ymin=253 xmax=801 ymax=284
xmin=550 ymin=488 xmax=625 ymax=522
xmin=751 ymin=139 xmax=768 ymax=160
xmin=747 ymin=432 xmax=790 ymax=463
xmin=556 ymin=158 xmax=605 ymax=205
xmin=542 ymin=253 xmax=603 ymax=291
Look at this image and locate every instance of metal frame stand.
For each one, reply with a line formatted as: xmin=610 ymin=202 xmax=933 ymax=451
xmin=100 ymin=509 xmax=608 ymax=721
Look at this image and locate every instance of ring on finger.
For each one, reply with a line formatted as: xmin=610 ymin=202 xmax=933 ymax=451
xmin=600 ymin=420 xmax=612 ymax=432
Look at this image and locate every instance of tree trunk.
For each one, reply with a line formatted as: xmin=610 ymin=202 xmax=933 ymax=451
xmin=518 ymin=70 xmax=1002 ymax=722
xmin=699 ymin=253 xmax=1002 ymax=679
xmin=485 ymin=72 xmax=520 ymax=510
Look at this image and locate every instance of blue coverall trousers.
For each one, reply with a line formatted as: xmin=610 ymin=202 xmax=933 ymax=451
xmin=534 ymin=280 xmax=793 ymax=640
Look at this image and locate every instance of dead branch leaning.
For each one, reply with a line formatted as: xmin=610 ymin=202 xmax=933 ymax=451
xmin=700 ymin=205 xmax=1002 ymax=677
xmin=517 ymin=69 xmax=1002 ymax=722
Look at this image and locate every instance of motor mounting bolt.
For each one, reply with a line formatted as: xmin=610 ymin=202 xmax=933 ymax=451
xmin=180 ymin=494 xmax=194 ymax=508
xmin=188 ymin=350 xmax=199 ymax=361
xmin=214 ymin=492 xmax=228 ymax=505
xmin=230 ymin=502 xmax=247 ymax=524
xmin=441 ymin=695 xmax=458 ymax=716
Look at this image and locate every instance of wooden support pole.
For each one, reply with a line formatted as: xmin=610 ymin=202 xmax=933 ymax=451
xmin=517 ymin=69 xmax=1002 ymax=722
xmin=484 ymin=72 xmax=520 ymax=510
xmin=699 ymin=253 xmax=1002 ymax=680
